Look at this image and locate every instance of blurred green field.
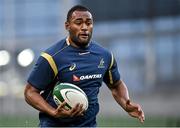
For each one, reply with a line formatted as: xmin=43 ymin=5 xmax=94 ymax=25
xmin=97 ymin=116 xmax=180 ymax=127
xmin=0 ymin=115 xmax=180 ymax=127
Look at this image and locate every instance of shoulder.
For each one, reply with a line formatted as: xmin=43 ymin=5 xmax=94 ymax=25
xmin=44 ymin=38 xmax=68 ymax=57
xmin=90 ymin=40 xmax=112 ymax=58
xmin=91 ymin=41 xmax=115 ymax=68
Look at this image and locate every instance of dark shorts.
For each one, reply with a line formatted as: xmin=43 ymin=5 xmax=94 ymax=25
xmin=39 ymin=113 xmax=97 ymax=127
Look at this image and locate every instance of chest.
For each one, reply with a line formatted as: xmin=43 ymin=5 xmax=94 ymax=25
xmin=55 ymin=51 xmax=109 ymax=84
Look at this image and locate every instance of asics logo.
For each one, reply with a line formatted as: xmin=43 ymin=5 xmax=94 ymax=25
xmin=69 ymin=63 xmax=76 ymax=71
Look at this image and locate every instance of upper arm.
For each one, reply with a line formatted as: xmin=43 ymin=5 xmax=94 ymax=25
xmin=108 ymin=80 xmax=122 ymax=90
xmin=24 ymin=83 xmax=40 ymax=94
xmin=103 ymin=52 xmax=121 ymax=88
xmin=24 ymin=82 xmax=40 ymax=103
xmin=27 ymin=54 xmax=56 ymax=91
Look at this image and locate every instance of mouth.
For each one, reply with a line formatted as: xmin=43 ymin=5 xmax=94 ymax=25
xmin=79 ymin=33 xmax=89 ymax=39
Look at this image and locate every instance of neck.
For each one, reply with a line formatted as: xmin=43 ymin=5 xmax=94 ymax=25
xmin=68 ymin=37 xmax=79 ymax=48
xmin=67 ymin=37 xmax=89 ymax=49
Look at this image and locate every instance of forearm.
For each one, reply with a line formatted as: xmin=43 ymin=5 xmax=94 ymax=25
xmin=110 ymin=80 xmax=145 ymax=122
xmin=24 ymin=84 xmax=55 ymax=116
xmin=110 ymin=80 xmax=130 ymax=111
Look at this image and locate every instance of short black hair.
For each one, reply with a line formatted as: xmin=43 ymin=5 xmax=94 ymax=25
xmin=66 ymin=5 xmax=91 ymax=22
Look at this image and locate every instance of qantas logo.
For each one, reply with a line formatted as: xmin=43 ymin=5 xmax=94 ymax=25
xmin=73 ymin=75 xmax=80 ymax=81
xmin=73 ymin=74 xmax=102 ymax=81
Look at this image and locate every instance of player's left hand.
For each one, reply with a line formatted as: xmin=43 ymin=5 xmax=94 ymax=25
xmin=125 ymin=100 xmax=145 ymax=123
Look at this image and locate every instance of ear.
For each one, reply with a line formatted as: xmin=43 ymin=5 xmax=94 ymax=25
xmin=65 ymin=21 xmax=70 ymax=31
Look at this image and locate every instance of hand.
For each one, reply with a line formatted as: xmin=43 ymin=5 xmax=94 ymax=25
xmin=53 ymin=101 xmax=85 ymax=118
xmin=125 ymin=100 xmax=145 ymax=123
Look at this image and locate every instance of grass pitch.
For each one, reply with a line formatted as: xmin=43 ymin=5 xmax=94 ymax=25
xmin=0 ymin=115 xmax=179 ymax=127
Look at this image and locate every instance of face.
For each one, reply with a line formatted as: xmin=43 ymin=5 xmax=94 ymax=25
xmin=65 ymin=10 xmax=93 ymax=48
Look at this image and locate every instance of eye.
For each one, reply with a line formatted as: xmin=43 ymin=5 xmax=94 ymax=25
xmin=86 ymin=20 xmax=93 ymax=26
xmin=74 ymin=20 xmax=82 ymax=25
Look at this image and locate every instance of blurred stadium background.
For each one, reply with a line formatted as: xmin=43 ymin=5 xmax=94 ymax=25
xmin=0 ymin=0 xmax=180 ymax=127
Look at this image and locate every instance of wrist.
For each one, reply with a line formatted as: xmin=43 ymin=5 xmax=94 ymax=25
xmin=47 ymin=107 xmax=57 ymax=117
xmin=125 ymin=99 xmax=131 ymax=112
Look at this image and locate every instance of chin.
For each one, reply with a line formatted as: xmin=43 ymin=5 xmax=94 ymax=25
xmin=79 ymin=39 xmax=89 ymax=45
xmin=79 ymin=43 xmax=89 ymax=48
xmin=72 ymin=37 xmax=90 ymax=47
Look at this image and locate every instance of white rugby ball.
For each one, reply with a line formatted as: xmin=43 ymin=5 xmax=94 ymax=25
xmin=52 ymin=83 xmax=88 ymax=110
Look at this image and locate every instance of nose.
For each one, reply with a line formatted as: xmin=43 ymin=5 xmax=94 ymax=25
xmin=81 ymin=23 xmax=88 ymax=30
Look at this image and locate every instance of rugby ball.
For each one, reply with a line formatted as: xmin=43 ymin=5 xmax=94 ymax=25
xmin=52 ymin=83 xmax=88 ymax=110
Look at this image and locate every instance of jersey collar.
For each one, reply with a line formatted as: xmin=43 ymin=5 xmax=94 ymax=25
xmin=66 ymin=37 xmax=70 ymax=46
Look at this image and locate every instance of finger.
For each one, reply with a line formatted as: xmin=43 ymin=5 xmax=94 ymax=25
xmin=128 ymin=109 xmax=141 ymax=118
xmin=138 ymin=112 xmax=143 ymax=123
xmin=60 ymin=101 xmax=67 ymax=107
xmin=70 ymin=103 xmax=81 ymax=117
xmin=71 ymin=104 xmax=84 ymax=116
xmin=139 ymin=116 xmax=144 ymax=123
xmin=141 ymin=111 xmax=145 ymax=122
xmin=57 ymin=101 xmax=67 ymax=110
xmin=77 ymin=104 xmax=85 ymax=116
xmin=138 ymin=110 xmax=145 ymax=123
xmin=139 ymin=115 xmax=145 ymax=123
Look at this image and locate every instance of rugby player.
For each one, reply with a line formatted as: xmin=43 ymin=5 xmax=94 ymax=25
xmin=24 ymin=5 xmax=145 ymax=127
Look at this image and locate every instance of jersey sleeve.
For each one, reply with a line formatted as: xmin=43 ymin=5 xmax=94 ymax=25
xmin=27 ymin=56 xmax=55 ymax=91
xmin=103 ymin=53 xmax=120 ymax=87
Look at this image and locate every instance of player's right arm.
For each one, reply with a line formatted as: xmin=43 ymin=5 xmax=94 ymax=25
xmin=24 ymin=83 xmax=57 ymax=117
xmin=24 ymin=83 xmax=84 ymax=118
xmin=25 ymin=52 xmax=84 ymax=118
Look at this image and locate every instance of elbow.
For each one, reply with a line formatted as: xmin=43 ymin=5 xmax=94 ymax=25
xmin=24 ymin=85 xmax=30 ymax=104
xmin=24 ymin=83 xmax=39 ymax=104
